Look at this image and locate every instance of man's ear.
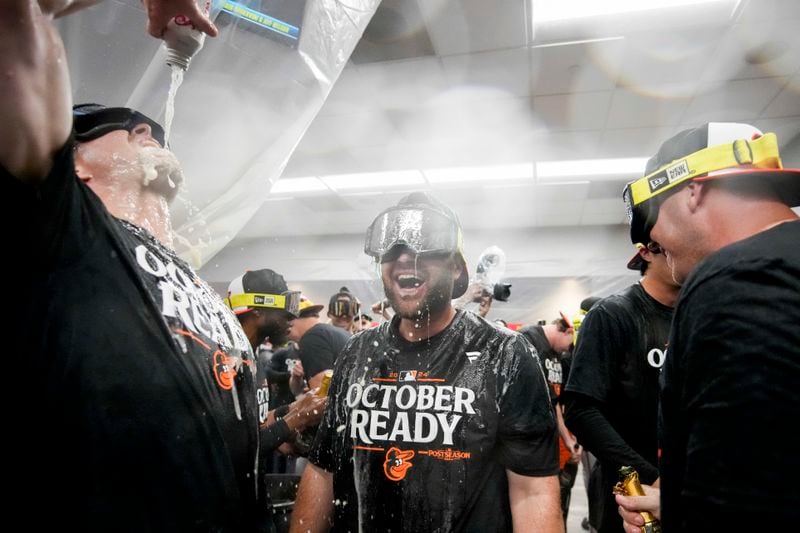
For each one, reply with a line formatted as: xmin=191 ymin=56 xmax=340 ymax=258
xmin=74 ymin=151 xmax=92 ymax=184
xmin=685 ymin=181 xmax=708 ymax=213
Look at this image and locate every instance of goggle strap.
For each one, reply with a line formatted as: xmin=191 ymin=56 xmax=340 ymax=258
xmin=629 ymin=133 xmax=782 ymax=205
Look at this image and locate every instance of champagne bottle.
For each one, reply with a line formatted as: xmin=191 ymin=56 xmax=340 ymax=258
xmin=318 ymin=370 xmax=333 ymax=396
xmin=613 ymin=466 xmax=662 ymax=533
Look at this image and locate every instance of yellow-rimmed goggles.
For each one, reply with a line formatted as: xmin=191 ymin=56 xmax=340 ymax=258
xmin=330 ymin=298 xmax=360 ymax=318
xmin=224 ymin=291 xmax=301 ymax=317
xmin=623 ymin=133 xmax=782 ymax=243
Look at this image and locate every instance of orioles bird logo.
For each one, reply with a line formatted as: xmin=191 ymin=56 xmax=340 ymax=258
xmin=213 ymin=350 xmax=236 ymax=390
xmin=383 ymin=447 xmax=415 ymax=481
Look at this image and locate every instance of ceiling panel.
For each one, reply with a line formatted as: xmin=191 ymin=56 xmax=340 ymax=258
xmin=684 ymin=76 xmax=787 ymax=123
xmin=358 ymin=56 xmax=449 ymax=109
xmin=532 ymin=91 xmax=612 ymax=131
xmin=419 ymin=0 xmax=529 ymax=56
xmin=530 ymin=38 xmax=624 ymax=96
xmin=615 ymin=29 xmax=723 ymax=99
xmin=761 ymin=74 xmax=800 ymax=118
xmin=700 ymin=19 xmax=800 ymax=82
xmin=606 ymin=87 xmax=690 ymax=129
xmin=599 ymin=126 xmax=677 ymax=158
xmin=441 ymin=47 xmax=530 ymax=99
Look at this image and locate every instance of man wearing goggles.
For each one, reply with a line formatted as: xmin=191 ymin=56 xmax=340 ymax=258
xmin=615 ymin=123 xmax=800 ymax=532
xmin=3 ymin=2 xmax=264 ymax=530
xmin=327 ymin=286 xmax=361 ymax=333
xmin=293 ymin=192 xmax=562 ymax=532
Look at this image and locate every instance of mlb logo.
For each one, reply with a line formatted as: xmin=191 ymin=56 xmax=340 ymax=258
xmin=398 ymin=370 xmax=418 ymax=382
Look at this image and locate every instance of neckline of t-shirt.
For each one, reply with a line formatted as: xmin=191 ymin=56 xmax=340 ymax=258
xmin=634 ymin=281 xmax=674 ymax=313
xmin=119 ymin=218 xmax=183 ymax=262
xmin=387 ymin=309 xmax=465 ymax=352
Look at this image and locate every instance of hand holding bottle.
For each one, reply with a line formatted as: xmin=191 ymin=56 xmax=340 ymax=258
xmin=614 ymin=468 xmax=661 ymax=533
xmin=142 ymin=0 xmax=218 ymax=38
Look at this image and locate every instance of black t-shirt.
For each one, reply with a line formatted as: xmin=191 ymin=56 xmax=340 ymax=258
xmin=268 ymin=345 xmax=299 ymax=409
xmin=562 ymin=283 xmax=672 ymax=532
xmin=5 ymin=143 xmax=260 ymax=530
xmin=660 ymin=220 xmax=800 ymax=531
xmin=519 ymin=325 xmax=566 ymax=402
xmin=298 ymin=323 xmax=350 ymax=379
xmin=309 ymin=310 xmax=558 ymax=532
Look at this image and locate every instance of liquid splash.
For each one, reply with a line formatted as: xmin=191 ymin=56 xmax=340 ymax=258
xmin=164 ymin=65 xmax=185 ymax=146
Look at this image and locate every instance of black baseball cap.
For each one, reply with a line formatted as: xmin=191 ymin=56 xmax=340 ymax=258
xmin=623 ymin=122 xmax=800 ymax=245
xmin=72 ymin=103 xmax=166 ymax=147
xmin=225 ymin=269 xmax=300 ymax=317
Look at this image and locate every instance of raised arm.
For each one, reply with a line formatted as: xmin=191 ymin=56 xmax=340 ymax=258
xmin=0 ymin=1 xmax=217 ymax=182
xmin=0 ymin=1 xmax=80 ymax=181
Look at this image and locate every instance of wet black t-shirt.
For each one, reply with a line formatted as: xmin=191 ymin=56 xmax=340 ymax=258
xmin=519 ymin=325 xmax=565 ymax=402
xmin=310 ymin=310 xmax=558 ymax=532
xmin=562 ymin=283 xmax=672 ymax=531
xmin=5 ymin=143 xmax=260 ymax=531
xmin=660 ymin=221 xmax=800 ymax=531
xmin=298 ymin=323 xmax=350 ymax=379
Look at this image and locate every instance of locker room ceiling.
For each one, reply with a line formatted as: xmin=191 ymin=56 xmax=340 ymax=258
xmin=62 ymin=0 xmax=800 ymax=243
xmin=251 ymin=0 xmax=800 ymax=239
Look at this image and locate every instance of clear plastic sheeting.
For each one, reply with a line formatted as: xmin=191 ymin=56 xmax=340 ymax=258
xmin=58 ymin=0 xmax=381 ymax=267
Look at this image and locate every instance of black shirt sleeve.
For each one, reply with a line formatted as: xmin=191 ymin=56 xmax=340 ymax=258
xmin=299 ymin=326 xmax=339 ymax=379
xmin=563 ymin=393 xmax=658 ymax=483
xmin=496 ymin=335 xmax=559 ymax=476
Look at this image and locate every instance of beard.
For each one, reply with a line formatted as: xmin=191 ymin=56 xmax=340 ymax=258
xmin=138 ymin=146 xmax=184 ymax=201
xmin=385 ymin=269 xmax=454 ymax=322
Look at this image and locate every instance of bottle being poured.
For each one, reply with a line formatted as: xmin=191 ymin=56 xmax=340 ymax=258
xmin=161 ymin=0 xmax=214 ymax=144
xmin=163 ymin=0 xmax=213 ymax=71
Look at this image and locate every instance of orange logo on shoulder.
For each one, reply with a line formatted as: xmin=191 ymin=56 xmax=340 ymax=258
xmin=213 ymin=350 xmax=236 ymax=390
xmin=384 ymin=447 xmax=415 ymax=482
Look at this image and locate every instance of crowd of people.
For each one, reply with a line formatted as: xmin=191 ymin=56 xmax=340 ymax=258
xmin=5 ymin=1 xmax=798 ymax=532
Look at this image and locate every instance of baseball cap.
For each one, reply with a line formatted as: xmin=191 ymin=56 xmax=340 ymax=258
xmin=72 ymin=103 xmax=166 ymax=147
xmin=623 ymin=122 xmax=800 ymax=244
xmin=364 ymin=191 xmax=470 ymax=299
xmin=225 ymin=269 xmax=300 ymax=317
xmin=298 ymin=295 xmax=325 ymax=318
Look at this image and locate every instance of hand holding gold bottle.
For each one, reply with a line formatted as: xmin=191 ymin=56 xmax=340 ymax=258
xmin=613 ymin=466 xmax=662 ymax=533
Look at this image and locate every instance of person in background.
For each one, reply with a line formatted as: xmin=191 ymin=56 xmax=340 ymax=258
xmin=359 ymin=313 xmax=374 ymax=329
xmin=226 ymin=269 xmax=327 ymax=529
xmin=225 ymin=269 xmax=327 ymax=452
xmin=291 ymin=192 xmax=562 ymax=532
xmin=327 ymin=286 xmax=361 ymax=333
xmin=289 ymin=295 xmax=350 ymax=391
xmin=520 ymin=315 xmax=581 ymax=526
xmin=562 ymin=242 xmax=679 ymax=533
xmin=572 ymin=295 xmax=602 ymax=532
xmin=615 ymin=122 xmax=799 ymax=531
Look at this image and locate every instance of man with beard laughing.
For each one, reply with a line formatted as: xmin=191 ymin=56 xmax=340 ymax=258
xmin=291 ymin=192 xmax=563 ymax=533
